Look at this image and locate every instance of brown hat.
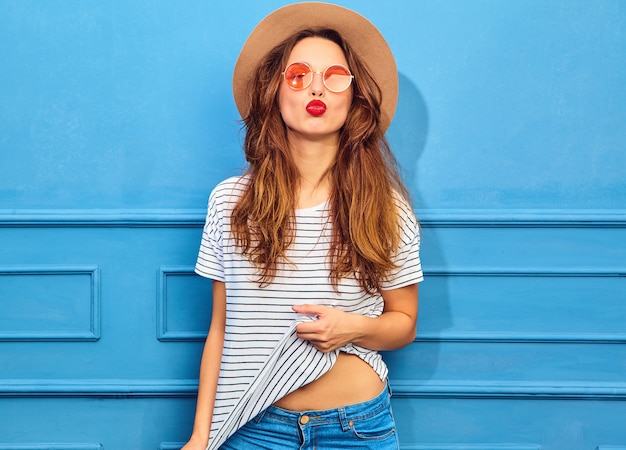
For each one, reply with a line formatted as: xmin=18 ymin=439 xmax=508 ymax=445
xmin=232 ymin=2 xmax=398 ymax=131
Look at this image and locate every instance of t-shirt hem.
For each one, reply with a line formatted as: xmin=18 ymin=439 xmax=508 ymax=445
xmin=194 ymin=266 xmax=225 ymax=282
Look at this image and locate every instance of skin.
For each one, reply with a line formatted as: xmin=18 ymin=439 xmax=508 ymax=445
xmin=182 ymin=281 xmax=226 ymax=450
xmin=278 ymin=37 xmax=353 ymax=208
xmin=182 ymin=37 xmax=419 ymax=449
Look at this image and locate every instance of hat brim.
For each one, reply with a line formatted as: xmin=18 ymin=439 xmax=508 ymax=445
xmin=232 ymin=2 xmax=398 ymax=132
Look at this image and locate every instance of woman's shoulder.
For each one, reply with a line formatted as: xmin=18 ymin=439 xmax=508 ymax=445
xmin=391 ymin=190 xmax=416 ymax=218
xmin=209 ymin=174 xmax=250 ymax=203
xmin=389 ymin=191 xmax=420 ymax=240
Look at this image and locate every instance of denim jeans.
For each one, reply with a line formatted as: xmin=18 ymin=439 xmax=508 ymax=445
xmin=219 ymin=382 xmax=399 ymax=449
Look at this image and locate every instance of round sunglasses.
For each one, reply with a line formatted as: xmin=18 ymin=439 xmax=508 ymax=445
xmin=282 ymin=62 xmax=354 ymax=93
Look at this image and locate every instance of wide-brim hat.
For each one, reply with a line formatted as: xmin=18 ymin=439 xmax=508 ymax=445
xmin=232 ymin=1 xmax=398 ymax=132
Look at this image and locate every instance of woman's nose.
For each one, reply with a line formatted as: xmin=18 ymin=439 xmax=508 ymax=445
xmin=310 ymin=71 xmax=324 ymax=96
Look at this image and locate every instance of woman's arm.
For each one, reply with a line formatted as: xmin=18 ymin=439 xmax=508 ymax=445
xmin=292 ymin=283 xmax=418 ymax=352
xmin=181 ymin=280 xmax=227 ymax=450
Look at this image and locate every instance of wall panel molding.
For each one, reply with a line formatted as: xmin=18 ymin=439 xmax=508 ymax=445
xmin=1 ymin=209 xmax=625 ymax=228
xmin=402 ymin=445 xmax=541 ymax=450
xmin=0 ymin=445 xmax=103 ymax=450
xmin=157 ymin=266 xmax=211 ymax=342
xmin=0 ymin=266 xmax=100 ymax=341
xmin=2 ymin=379 xmax=625 ymax=401
xmin=415 ymin=330 xmax=626 ymax=344
xmin=418 ymin=267 xmax=626 ymax=344
xmin=0 ymin=209 xmax=205 ymax=227
xmin=0 ymin=379 xmax=197 ymax=398
xmin=425 ymin=267 xmax=626 ymax=277
xmin=417 ymin=209 xmax=626 ymax=228
xmin=390 ymin=380 xmax=626 ymax=400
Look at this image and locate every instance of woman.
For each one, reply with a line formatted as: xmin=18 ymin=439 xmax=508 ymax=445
xmin=183 ymin=3 xmax=423 ymax=449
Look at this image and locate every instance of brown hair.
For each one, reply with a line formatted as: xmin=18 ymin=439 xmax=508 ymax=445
xmin=231 ymin=28 xmax=409 ymax=293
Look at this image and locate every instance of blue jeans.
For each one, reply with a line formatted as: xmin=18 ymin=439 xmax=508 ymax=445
xmin=219 ymin=382 xmax=399 ymax=449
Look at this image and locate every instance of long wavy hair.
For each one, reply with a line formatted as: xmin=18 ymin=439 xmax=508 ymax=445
xmin=231 ymin=28 xmax=409 ymax=294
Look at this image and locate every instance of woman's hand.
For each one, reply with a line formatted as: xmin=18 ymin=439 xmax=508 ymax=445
xmin=293 ymin=284 xmax=418 ymax=353
xmin=292 ymin=304 xmax=363 ymax=352
xmin=180 ymin=435 xmax=208 ymax=450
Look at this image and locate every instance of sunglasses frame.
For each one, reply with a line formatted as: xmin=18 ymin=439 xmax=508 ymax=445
xmin=282 ymin=61 xmax=354 ymax=93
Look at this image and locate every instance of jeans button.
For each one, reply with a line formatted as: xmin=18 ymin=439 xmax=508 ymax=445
xmin=300 ymin=415 xmax=310 ymax=425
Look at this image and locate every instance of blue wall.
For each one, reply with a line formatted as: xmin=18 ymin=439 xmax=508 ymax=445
xmin=1 ymin=1 xmax=625 ymax=449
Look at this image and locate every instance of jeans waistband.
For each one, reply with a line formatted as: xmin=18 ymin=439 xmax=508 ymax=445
xmin=255 ymin=381 xmax=392 ymax=430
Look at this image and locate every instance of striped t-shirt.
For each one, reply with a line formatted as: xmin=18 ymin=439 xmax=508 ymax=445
xmin=195 ymin=175 xmax=423 ymax=449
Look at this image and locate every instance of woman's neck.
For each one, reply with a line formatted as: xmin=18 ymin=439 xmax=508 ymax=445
xmin=288 ymin=134 xmax=338 ymax=209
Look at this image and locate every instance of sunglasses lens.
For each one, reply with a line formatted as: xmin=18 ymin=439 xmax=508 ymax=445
xmin=284 ymin=63 xmax=311 ymax=90
xmin=324 ymin=65 xmax=353 ymax=92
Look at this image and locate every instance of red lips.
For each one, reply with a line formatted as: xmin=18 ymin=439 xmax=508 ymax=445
xmin=306 ymin=100 xmax=327 ymax=116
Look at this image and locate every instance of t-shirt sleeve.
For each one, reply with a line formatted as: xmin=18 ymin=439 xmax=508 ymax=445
xmin=381 ymin=197 xmax=424 ymax=290
xmin=195 ymin=187 xmax=225 ymax=281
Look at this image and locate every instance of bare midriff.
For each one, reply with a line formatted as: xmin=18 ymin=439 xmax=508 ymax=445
xmin=272 ymin=352 xmax=384 ymax=411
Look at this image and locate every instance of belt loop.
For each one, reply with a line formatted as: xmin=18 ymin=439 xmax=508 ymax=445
xmin=338 ymin=407 xmax=351 ymax=431
xmin=253 ymin=407 xmax=267 ymax=424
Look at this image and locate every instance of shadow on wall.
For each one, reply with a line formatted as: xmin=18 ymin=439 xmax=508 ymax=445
xmin=384 ymin=72 xmax=453 ymax=383
xmin=388 ymin=72 xmax=429 ymax=204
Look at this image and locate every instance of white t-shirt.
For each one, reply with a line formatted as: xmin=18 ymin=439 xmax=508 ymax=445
xmin=195 ymin=175 xmax=423 ymax=449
